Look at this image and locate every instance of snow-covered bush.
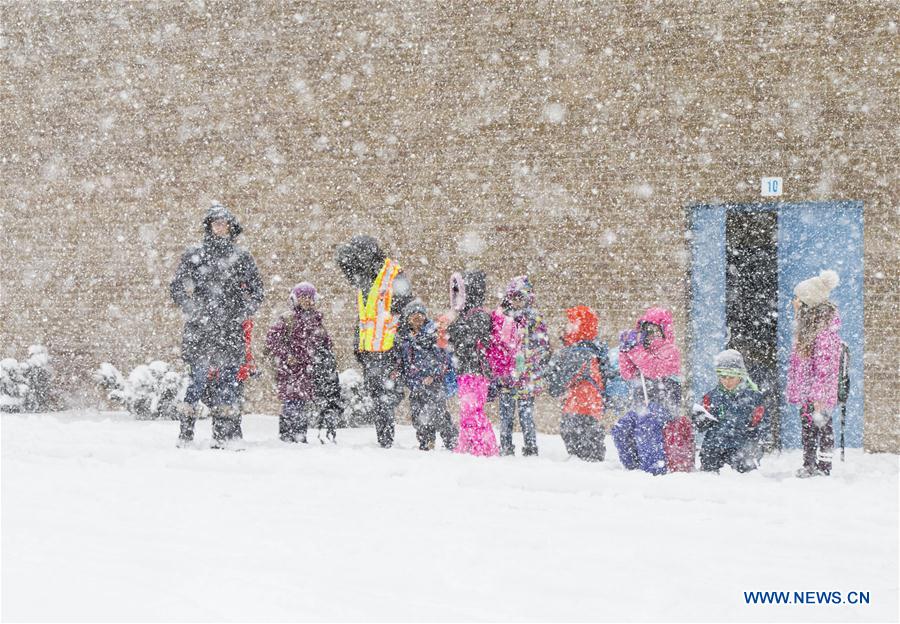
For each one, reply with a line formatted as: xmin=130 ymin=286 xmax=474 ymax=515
xmin=94 ymin=361 xmax=188 ymax=420
xmin=338 ymin=368 xmax=373 ymax=427
xmin=0 ymin=345 xmax=54 ymax=413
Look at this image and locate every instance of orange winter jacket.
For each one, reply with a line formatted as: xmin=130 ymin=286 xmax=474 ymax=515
xmin=561 ymin=306 xmax=605 ymax=419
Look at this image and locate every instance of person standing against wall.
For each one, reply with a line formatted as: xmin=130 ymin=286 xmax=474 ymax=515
xmin=336 ymin=236 xmax=413 ymax=448
xmin=787 ymin=270 xmax=843 ymax=478
xmin=169 ymin=203 xmax=264 ymax=449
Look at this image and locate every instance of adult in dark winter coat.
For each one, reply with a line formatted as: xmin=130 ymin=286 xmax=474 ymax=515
xmin=335 ymin=236 xmax=413 ymax=448
xmin=446 ymin=270 xmax=499 ymax=456
xmin=170 ymin=204 xmax=264 ymax=448
xmin=264 ymin=282 xmax=342 ymax=443
xmin=695 ymin=350 xmax=766 ymax=473
xmin=398 ymin=300 xmax=457 ymax=451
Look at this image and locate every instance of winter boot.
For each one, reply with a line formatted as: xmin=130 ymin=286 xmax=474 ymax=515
xmin=210 ymin=407 xmax=227 ymax=449
xmin=177 ymin=402 xmax=197 ymax=447
xmin=210 ymin=405 xmax=239 ymax=447
xmin=374 ymin=410 xmax=394 ymax=448
xmin=522 ymin=445 xmax=539 ymax=457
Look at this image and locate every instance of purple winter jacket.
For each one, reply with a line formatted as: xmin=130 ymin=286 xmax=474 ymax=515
xmin=787 ymin=312 xmax=842 ymax=409
xmin=265 ymin=309 xmax=335 ymax=402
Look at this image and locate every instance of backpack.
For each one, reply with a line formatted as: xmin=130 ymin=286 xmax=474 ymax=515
xmin=546 ymin=344 xmax=606 ymax=398
xmin=837 ymin=341 xmax=851 ymax=404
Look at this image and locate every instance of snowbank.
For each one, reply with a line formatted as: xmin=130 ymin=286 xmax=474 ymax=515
xmin=1 ymin=410 xmax=897 ymax=622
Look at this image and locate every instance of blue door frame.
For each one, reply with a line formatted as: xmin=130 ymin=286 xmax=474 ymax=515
xmin=688 ymin=201 xmax=864 ymax=449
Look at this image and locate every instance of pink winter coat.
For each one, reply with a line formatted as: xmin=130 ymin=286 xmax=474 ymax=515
xmin=787 ymin=313 xmax=842 ymax=409
xmin=486 ymin=309 xmax=520 ymax=378
xmin=619 ymin=307 xmax=682 ymax=381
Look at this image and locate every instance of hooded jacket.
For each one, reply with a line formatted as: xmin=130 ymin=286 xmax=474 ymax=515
xmin=170 ymin=206 xmax=264 ymax=369
xmin=559 ymin=306 xmax=607 ymax=419
xmin=398 ymin=301 xmax=448 ymax=396
xmin=618 ymin=307 xmax=682 ymax=416
xmin=618 ymin=307 xmax=682 ymax=381
xmin=446 ymin=271 xmax=492 ymax=376
xmin=487 ymin=276 xmax=551 ymax=392
xmin=787 ymin=311 xmax=842 ymax=409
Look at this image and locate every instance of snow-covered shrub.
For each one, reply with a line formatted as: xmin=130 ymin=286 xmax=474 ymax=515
xmin=338 ymin=368 xmax=373 ymax=427
xmin=94 ymin=361 xmax=188 ymax=420
xmin=0 ymin=345 xmax=54 ymax=412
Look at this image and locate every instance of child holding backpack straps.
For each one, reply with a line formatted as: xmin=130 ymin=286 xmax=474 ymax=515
xmin=546 ymin=306 xmax=613 ymax=461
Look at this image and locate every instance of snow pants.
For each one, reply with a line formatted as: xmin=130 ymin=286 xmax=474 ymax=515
xmin=700 ymin=441 xmax=759 ymax=473
xmin=611 ymin=407 xmax=668 ymax=475
xmin=560 ymin=414 xmax=606 ymax=462
xmin=454 ymin=374 xmax=499 ymax=457
xmin=801 ymin=403 xmax=834 ymax=475
xmin=280 ymin=399 xmax=316 ymax=443
xmin=360 ymin=352 xmax=403 ymax=448
xmin=179 ymin=365 xmax=244 ymax=444
xmin=409 ymin=391 xmax=457 ymax=450
xmin=498 ymin=389 xmax=537 ymax=455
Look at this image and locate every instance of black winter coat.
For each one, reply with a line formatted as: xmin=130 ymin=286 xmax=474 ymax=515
xmin=170 ymin=208 xmax=264 ymax=369
xmin=446 ymin=271 xmax=491 ymax=377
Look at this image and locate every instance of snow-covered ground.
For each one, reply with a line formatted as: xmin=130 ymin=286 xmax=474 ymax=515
xmin=2 ymin=410 xmax=897 ymax=622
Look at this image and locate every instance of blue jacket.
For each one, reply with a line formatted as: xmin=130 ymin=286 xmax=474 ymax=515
xmin=399 ymin=321 xmax=448 ymax=396
xmin=697 ymin=383 xmax=764 ymax=452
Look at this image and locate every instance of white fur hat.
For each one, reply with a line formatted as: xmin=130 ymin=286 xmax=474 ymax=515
xmin=794 ymin=270 xmax=839 ymax=307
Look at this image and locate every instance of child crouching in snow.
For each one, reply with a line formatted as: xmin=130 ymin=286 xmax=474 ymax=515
xmin=264 ymin=283 xmax=342 ymax=443
xmin=398 ymin=300 xmax=457 ymax=451
xmin=693 ymin=349 xmax=765 ymax=473
xmin=545 ymin=306 xmax=612 ymax=462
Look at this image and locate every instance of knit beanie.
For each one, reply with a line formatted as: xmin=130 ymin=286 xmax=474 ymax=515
xmin=794 ymin=270 xmax=839 ymax=307
xmin=290 ymin=282 xmax=318 ymax=305
xmin=714 ymin=349 xmax=758 ymax=391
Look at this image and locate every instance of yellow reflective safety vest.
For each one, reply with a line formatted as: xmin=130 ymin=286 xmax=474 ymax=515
xmin=357 ymin=258 xmax=402 ymax=352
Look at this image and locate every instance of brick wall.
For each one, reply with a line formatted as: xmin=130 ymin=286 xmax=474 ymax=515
xmin=1 ymin=1 xmax=896 ymax=451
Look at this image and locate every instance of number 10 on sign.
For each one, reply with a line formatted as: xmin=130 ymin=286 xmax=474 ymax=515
xmin=761 ymin=177 xmax=783 ymax=197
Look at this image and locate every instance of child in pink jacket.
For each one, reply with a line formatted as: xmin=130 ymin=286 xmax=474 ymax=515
xmin=787 ymin=270 xmax=843 ymax=478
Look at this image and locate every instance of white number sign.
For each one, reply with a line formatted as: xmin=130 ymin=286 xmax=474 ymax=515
xmin=761 ymin=177 xmax=783 ymax=197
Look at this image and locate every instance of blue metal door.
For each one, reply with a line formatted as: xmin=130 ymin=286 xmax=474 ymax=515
xmin=687 ymin=205 xmax=728 ymax=407
xmin=689 ymin=201 xmax=864 ymax=449
xmin=777 ymin=201 xmax=864 ymax=448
